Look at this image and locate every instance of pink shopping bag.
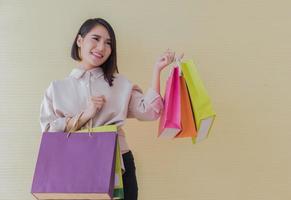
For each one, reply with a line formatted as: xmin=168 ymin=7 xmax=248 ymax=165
xmin=158 ymin=66 xmax=181 ymax=138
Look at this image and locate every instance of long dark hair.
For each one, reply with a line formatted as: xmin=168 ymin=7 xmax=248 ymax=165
xmin=71 ymin=18 xmax=118 ymax=87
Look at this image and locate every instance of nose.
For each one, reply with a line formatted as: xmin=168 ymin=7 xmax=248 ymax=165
xmin=97 ymin=41 xmax=105 ymax=52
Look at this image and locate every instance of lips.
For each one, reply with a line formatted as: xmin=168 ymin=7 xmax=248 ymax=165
xmin=91 ymin=52 xmax=103 ymax=59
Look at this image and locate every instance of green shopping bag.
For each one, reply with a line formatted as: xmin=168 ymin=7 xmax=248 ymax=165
xmin=113 ymin=139 xmax=124 ymax=199
xmin=75 ymin=125 xmax=124 ymax=199
xmin=181 ymin=60 xmax=216 ymax=143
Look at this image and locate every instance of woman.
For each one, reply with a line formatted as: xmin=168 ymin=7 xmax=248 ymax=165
xmin=40 ymin=18 xmax=175 ymax=200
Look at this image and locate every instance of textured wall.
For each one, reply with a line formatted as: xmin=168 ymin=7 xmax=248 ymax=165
xmin=0 ymin=0 xmax=291 ymax=199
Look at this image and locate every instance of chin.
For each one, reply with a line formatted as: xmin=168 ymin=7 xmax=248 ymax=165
xmin=91 ymin=61 xmax=104 ymax=67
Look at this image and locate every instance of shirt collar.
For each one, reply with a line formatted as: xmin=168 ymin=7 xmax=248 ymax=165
xmin=70 ymin=67 xmax=104 ymax=79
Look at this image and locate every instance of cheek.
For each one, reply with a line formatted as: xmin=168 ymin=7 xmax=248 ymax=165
xmin=83 ymin=40 xmax=95 ymax=50
xmin=80 ymin=44 xmax=89 ymax=54
xmin=105 ymin=48 xmax=112 ymax=58
xmin=84 ymin=45 xmax=95 ymax=58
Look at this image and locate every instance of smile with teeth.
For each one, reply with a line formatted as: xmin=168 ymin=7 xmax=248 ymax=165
xmin=91 ymin=52 xmax=103 ymax=59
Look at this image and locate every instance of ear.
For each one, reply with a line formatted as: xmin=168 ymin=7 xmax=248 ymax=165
xmin=76 ymin=34 xmax=83 ymax=48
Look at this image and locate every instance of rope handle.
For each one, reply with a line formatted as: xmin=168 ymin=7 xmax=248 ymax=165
xmin=86 ymin=118 xmax=93 ymax=137
xmin=66 ymin=112 xmax=85 ymax=138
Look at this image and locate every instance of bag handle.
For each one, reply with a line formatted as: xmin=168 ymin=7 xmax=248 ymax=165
xmin=86 ymin=118 xmax=93 ymax=137
xmin=66 ymin=112 xmax=94 ymax=138
xmin=175 ymin=53 xmax=184 ymax=76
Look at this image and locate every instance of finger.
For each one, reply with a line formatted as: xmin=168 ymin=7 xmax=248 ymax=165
xmin=100 ymin=95 xmax=106 ymax=101
xmin=167 ymin=52 xmax=175 ymax=60
xmin=167 ymin=53 xmax=175 ymax=62
xmin=91 ymin=96 xmax=106 ymax=101
xmin=165 ymin=55 xmax=172 ymax=63
xmin=160 ymin=55 xmax=167 ymax=62
xmin=165 ymin=50 xmax=173 ymax=55
xmin=163 ymin=55 xmax=169 ymax=61
xmin=92 ymin=103 xmax=104 ymax=109
xmin=91 ymin=99 xmax=106 ymax=104
xmin=91 ymin=96 xmax=100 ymax=100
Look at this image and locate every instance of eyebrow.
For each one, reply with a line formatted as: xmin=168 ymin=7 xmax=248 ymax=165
xmin=91 ymin=34 xmax=111 ymax=41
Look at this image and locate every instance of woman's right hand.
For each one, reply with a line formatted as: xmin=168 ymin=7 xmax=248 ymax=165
xmin=84 ymin=95 xmax=106 ymax=119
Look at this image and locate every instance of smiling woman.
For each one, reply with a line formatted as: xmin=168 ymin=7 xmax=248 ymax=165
xmin=71 ymin=18 xmax=117 ymax=87
xmin=77 ymin=26 xmax=112 ymax=69
xmin=39 ymin=18 xmax=176 ymax=200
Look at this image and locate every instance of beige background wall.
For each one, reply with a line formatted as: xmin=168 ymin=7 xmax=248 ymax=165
xmin=1 ymin=0 xmax=290 ymax=199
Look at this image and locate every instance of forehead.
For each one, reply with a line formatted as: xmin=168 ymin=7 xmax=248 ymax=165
xmin=87 ymin=25 xmax=111 ymax=40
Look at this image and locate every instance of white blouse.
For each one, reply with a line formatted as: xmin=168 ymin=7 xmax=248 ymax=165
xmin=40 ymin=67 xmax=163 ymax=154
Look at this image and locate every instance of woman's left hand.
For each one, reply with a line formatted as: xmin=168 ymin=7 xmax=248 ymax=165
xmin=154 ymin=49 xmax=175 ymax=72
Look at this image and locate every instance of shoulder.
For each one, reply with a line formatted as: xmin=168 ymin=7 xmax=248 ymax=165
xmin=45 ymin=76 xmax=75 ymax=95
xmin=113 ymin=73 xmax=143 ymax=93
xmin=49 ymin=77 xmax=73 ymax=88
xmin=113 ymin=73 xmax=133 ymax=87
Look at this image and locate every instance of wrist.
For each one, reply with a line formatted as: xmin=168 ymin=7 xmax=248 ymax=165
xmin=153 ymin=67 xmax=161 ymax=75
xmin=82 ymin=110 xmax=93 ymax=122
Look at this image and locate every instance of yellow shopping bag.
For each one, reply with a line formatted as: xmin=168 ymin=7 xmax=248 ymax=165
xmin=181 ymin=60 xmax=216 ymax=143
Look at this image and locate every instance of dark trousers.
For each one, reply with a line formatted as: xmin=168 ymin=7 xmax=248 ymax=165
xmin=122 ymin=151 xmax=138 ymax=200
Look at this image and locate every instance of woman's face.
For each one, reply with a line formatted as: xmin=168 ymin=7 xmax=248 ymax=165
xmin=77 ymin=25 xmax=112 ymax=69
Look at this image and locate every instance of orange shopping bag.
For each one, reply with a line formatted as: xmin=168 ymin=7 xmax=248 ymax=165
xmin=175 ymin=76 xmax=197 ymax=138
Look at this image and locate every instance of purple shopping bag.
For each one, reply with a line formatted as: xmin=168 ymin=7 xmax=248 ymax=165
xmin=158 ymin=66 xmax=181 ymax=138
xmin=31 ymin=131 xmax=117 ymax=200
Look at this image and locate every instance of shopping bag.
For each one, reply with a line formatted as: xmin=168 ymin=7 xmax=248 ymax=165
xmin=158 ymin=66 xmax=181 ymax=138
xmin=175 ymin=76 xmax=197 ymax=138
xmin=31 ymin=129 xmax=117 ymax=199
xmin=76 ymin=125 xmax=124 ymax=199
xmin=112 ymin=139 xmax=124 ymax=199
xmin=181 ymin=60 xmax=216 ymax=143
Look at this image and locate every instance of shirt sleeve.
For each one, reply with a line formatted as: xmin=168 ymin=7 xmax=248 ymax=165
xmin=40 ymin=82 xmax=69 ymax=132
xmin=127 ymin=85 xmax=164 ymax=121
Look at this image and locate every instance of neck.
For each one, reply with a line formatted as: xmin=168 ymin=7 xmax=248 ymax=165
xmin=78 ymin=61 xmax=99 ymax=71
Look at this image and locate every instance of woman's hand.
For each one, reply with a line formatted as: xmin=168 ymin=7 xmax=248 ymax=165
xmin=65 ymin=95 xmax=106 ymax=132
xmin=154 ymin=49 xmax=176 ymax=72
xmin=151 ymin=50 xmax=184 ymax=94
xmin=84 ymin=95 xmax=106 ymax=119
